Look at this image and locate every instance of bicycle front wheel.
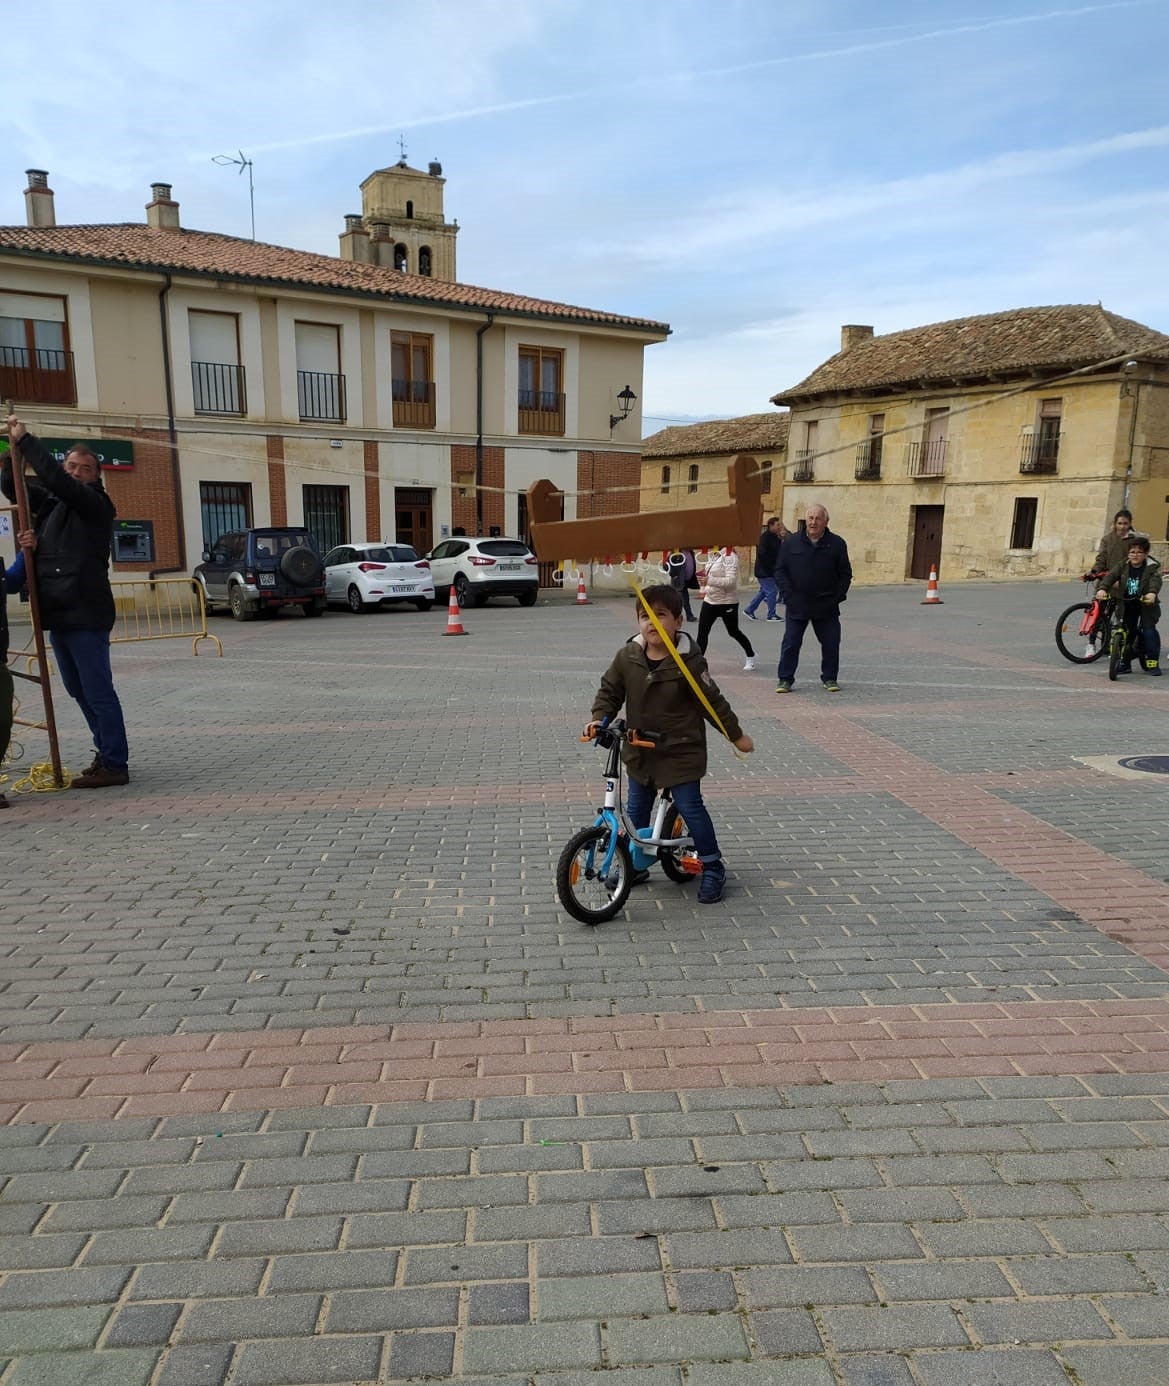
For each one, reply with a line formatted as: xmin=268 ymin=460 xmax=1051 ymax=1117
xmin=556 ymin=825 xmax=633 ymax=925
xmin=1055 ymin=602 xmax=1108 ymax=663
xmin=1108 ymin=628 xmax=1127 ymax=681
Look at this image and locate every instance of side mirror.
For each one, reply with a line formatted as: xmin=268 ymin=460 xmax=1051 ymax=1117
xmin=201 ymin=549 xmax=212 ymax=563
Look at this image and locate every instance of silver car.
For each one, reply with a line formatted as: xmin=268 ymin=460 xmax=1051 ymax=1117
xmin=323 ymin=542 xmax=435 ymax=613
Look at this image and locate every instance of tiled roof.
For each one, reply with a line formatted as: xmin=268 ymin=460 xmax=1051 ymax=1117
xmin=0 ymin=223 xmax=670 ymax=335
xmin=773 ymin=305 xmax=1169 ymax=403
xmin=642 ymin=412 xmax=789 ymax=459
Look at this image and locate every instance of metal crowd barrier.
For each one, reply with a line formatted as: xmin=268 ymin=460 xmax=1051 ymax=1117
xmin=110 ymin=577 xmax=222 ymax=656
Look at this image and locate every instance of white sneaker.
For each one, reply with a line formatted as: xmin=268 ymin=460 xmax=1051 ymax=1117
xmin=743 ymin=656 xmax=756 ymax=671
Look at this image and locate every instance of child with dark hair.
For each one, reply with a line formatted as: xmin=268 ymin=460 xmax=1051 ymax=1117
xmin=1097 ymin=535 xmax=1162 ymax=675
xmin=586 ymin=583 xmax=753 ymax=903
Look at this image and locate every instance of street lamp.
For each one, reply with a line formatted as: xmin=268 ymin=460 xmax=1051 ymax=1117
xmin=609 ymin=385 xmax=637 ymax=431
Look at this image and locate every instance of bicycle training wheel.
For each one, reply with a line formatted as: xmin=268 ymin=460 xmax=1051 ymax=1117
xmin=657 ymin=808 xmax=698 ymax=885
xmin=556 ymin=825 xmax=634 ymax=925
xmin=1055 ymin=603 xmax=1107 ymax=664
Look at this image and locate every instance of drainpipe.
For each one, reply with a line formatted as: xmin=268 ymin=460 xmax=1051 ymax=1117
xmin=155 ymin=273 xmax=186 ymax=574
xmin=474 ymin=311 xmax=496 ymax=532
xmin=1123 ymin=364 xmax=1143 ymax=512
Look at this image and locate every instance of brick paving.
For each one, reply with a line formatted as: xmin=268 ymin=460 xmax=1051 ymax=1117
xmin=0 ymin=581 xmax=1168 ymax=1384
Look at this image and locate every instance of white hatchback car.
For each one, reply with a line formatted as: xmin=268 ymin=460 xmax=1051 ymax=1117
xmin=426 ymin=536 xmax=540 ymax=607
xmin=323 ymin=542 xmax=435 ymax=613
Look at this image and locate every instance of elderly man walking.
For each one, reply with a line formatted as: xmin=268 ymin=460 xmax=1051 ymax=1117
xmin=774 ymin=503 xmax=852 ymax=693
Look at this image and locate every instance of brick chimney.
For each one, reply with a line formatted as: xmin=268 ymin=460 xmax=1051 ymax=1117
xmin=146 ymin=182 xmax=181 ymax=231
xmin=24 ymin=169 xmax=55 ymax=228
xmin=840 ymin=324 xmax=874 ymax=352
xmin=338 ymin=213 xmax=372 ymax=263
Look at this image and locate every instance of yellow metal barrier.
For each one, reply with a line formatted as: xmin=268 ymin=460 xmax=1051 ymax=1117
xmin=110 ymin=578 xmax=223 ymax=656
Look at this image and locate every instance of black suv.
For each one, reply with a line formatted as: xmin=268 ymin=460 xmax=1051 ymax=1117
xmin=194 ymin=528 xmax=327 ymax=620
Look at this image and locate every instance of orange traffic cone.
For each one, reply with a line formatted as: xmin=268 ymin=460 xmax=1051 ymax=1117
xmin=575 ymin=571 xmax=592 ymax=605
xmin=921 ymin=566 xmax=943 ymax=605
xmin=442 ymin=585 xmax=469 ymax=635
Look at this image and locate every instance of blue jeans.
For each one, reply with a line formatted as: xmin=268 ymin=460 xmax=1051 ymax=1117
xmin=777 ymin=613 xmax=841 ymax=684
xmin=745 ymin=576 xmax=778 ymax=619
xmin=49 ymin=629 xmax=129 ymax=771
xmin=626 ymin=774 xmax=721 ymax=863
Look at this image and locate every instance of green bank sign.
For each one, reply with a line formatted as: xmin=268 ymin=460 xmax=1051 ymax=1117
xmin=0 ymin=437 xmax=134 ymax=469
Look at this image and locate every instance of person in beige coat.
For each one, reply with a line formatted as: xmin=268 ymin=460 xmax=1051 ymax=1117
xmin=696 ymin=547 xmax=757 ymax=671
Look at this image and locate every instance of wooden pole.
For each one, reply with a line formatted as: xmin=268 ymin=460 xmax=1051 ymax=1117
xmin=3 ymin=401 xmax=64 ymax=787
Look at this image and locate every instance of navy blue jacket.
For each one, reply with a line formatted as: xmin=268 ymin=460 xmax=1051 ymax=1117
xmin=775 ymin=527 xmax=852 ymax=620
xmin=0 ymin=551 xmax=27 ymax=661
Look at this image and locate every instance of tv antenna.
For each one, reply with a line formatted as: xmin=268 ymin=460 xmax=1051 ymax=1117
xmin=212 ymin=149 xmax=255 ymax=240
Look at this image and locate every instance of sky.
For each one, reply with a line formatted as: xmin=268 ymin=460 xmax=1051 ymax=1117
xmin=3 ymin=0 xmax=1168 ymax=433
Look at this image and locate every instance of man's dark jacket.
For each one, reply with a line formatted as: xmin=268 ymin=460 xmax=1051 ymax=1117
xmin=754 ymin=526 xmax=781 ymax=579
xmin=1 ymin=434 xmax=116 ymax=632
xmin=775 ymin=526 xmax=852 ymax=620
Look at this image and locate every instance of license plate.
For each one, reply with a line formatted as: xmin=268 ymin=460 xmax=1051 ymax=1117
xmin=499 ymin=563 xmax=521 ymax=572
xmin=259 ymin=573 xmax=276 ymax=587
xmin=391 ymin=585 xmax=413 ymax=593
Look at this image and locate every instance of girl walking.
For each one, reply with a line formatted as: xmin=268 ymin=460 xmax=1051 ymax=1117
xmin=696 ymin=547 xmax=756 ymax=670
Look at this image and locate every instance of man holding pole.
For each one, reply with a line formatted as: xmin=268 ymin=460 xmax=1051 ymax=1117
xmin=3 ymin=415 xmax=129 ymax=787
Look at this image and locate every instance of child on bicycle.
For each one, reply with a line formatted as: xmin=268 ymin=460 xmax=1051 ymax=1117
xmin=586 ymin=584 xmax=753 ymax=903
xmin=1097 ymin=536 xmax=1162 ymax=676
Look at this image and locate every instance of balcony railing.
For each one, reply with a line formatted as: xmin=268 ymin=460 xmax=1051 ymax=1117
xmin=298 ymin=370 xmax=346 ymax=422
xmin=1019 ymin=433 xmax=1061 ymax=475
xmin=192 ymin=361 xmax=246 ymax=415
xmin=854 ymin=440 xmax=882 ymax=480
xmin=392 ymin=378 xmax=437 ymax=429
xmin=906 ymin=438 xmax=947 ymax=477
xmin=0 ymin=346 xmax=77 ymax=407
xmin=791 ymin=448 xmax=814 ymax=482
xmin=518 ymin=388 xmax=565 ymax=436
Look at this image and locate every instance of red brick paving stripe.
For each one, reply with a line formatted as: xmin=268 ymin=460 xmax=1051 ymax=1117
xmin=3 ymin=997 xmax=1169 ymax=1123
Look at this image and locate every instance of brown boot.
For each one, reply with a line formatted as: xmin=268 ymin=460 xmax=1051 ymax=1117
xmin=71 ymin=760 xmax=130 ymax=789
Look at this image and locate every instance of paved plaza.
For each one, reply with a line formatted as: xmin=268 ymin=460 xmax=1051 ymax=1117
xmin=1 ymin=578 xmax=1168 ymax=1385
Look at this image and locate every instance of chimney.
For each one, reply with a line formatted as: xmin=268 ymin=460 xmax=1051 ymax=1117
xmin=146 ymin=182 xmax=181 ymax=231
xmin=338 ymin=213 xmax=372 ymax=263
xmin=369 ymin=220 xmax=395 ymax=268
xmin=24 ymin=169 xmax=55 ymax=228
xmin=840 ymin=324 xmax=874 ymax=353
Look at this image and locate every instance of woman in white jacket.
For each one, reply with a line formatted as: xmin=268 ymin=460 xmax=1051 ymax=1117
xmin=696 ymin=547 xmax=757 ymax=670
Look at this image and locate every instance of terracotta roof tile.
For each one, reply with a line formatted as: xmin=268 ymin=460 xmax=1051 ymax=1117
xmin=642 ymin=412 xmax=789 ymax=459
xmin=0 ymin=223 xmax=670 ymax=335
xmin=772 ymin=304 xmax=1169 ymax=403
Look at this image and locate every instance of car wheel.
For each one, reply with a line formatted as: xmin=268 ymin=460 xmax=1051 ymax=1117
xmin=414 ymin=598 xmax=434 ymax=612
xmin=454 ymin=574 xmax=479 ymax=608
xmin=303 ymin=597 xmax=326 ymax=618
xmin=228 ymin=585 xmax=255 ymax=621
xmin=518 ymin=588 xmax=538 ymax=607
xmin=347 ymin=585 xmax=369 ymax=614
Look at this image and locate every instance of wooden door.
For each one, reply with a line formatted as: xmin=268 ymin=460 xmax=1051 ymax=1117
xmin=394 ymin=487 xmax=432 ymax=554
xmin=910 ymin=505 xmax=944 ymax=579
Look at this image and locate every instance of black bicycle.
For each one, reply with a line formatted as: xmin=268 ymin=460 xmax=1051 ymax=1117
xmin=1055 ymin=573 xmax=1114 ymax=664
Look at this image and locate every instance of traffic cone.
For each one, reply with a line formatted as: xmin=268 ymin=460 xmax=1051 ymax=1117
xmin=442 ymin=585 xmax=468 ymax=635
xmin=921 ymin=566 xmax=943 ymax=605
xmin=575 ymin=570 xmax=592 ymax=605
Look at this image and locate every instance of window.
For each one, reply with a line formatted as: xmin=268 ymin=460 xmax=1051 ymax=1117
xmin=688 ymin=464 xmax=699 ymax=494
xmin=189 ymin=310 xmax=245 ymax=414
xmin=518 ymin=346 xmax=565 ymax=435
xmin=1010 ymin=497 xmax=1038 ymax=549
xmin=303 ymin=484 xmax=349 ymax=553
xmin=660 ymin=465 xmax=671 ymax=495
xmin=200 ymin=481 xmax=252 ymax=547
xmin=418 ymin=246 xmax=432 ymax=276
xmin=758 ymin=458 xmax=773 ymax=492
xmin=405 ymin=201 xmax=414 ymax=219
xmin=391 ymin=331 xmax=436 ymax=427
xmin=393 ymin=244 xmax=408 ymax=272
xmin=295 ymin=322 xmax=345 ymax=422
xmin=1022 ymin=398 xmax=1062 ymax=473
xmin=793 ymin=421 xmax=816 ymax=482
xmin=0 ymin=290 xmax=76 ymax=405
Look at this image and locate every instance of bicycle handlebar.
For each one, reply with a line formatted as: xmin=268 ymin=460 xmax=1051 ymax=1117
xmin=581 ymin=717 xmax=661 ymax=749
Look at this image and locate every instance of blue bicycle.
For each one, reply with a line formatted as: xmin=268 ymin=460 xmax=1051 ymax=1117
xmin=556 ymin=718 xmax=701 ymax=925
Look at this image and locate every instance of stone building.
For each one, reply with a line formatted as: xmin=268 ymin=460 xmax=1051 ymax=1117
xmin=771 ymin=306 xmax=1169 ymax=582
xmin=641 ymin=412 xmax=789 ymax=523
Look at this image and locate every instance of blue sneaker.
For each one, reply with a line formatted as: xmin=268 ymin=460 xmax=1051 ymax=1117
xmin=743 ymin=609 xmax=758 ymax=622
xmin=697 ymin=860 xmax=726 ymax=904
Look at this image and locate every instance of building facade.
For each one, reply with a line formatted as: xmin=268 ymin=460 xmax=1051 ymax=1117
xmin=0 ymin=168 xmax=667 ymax=575
xmin=641 ymin=413 xmax=789 ymax=528
xmin=771 ymin=307 xmax=1169 ymax=582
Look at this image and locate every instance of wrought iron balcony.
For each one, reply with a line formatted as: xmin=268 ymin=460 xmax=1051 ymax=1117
xmin=0 ymin=346 xmax=77 ymax=407
xmin=192 ymin=361 xmax=246 ymax=415
xmin=906 ymin=438 xmax=946 ymax=477
xmin=298 ymin=370 xmax=347 ymax=423
xmin=518 ymin=388 xmax=565 ymax=436
xmin=855 ymin=439 xmax=882 ymax=480
xmin=791 ymin=448 xmax=814 ymax=482
xmin=1019 ymin=433 xmax=1061 ymax=474
xmin=392 ymin=378 xmax=436 ymax=429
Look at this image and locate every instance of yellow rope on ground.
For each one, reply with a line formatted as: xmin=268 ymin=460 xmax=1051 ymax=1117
xmin=8 ymin=762 xmax=71 ymax=793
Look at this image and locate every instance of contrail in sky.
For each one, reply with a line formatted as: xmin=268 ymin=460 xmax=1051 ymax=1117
xmin=242 ymin=1 xmax=1163 ymax=157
